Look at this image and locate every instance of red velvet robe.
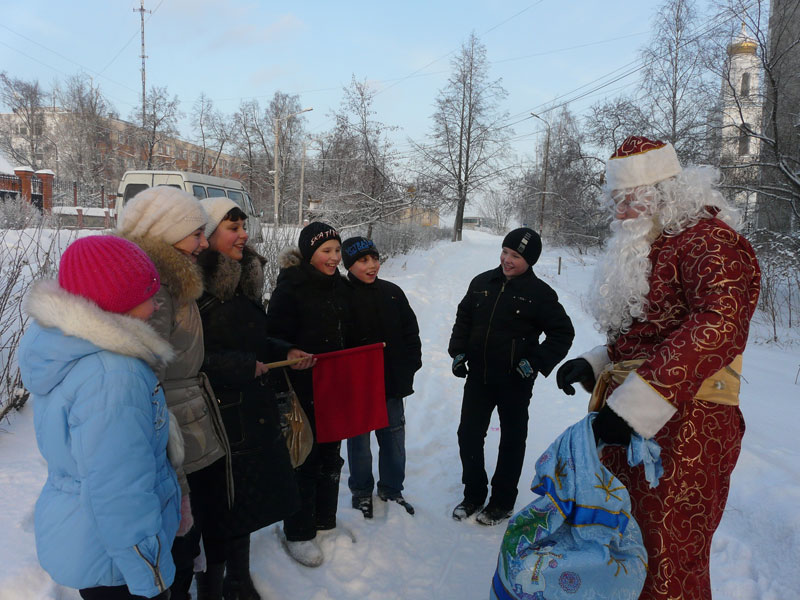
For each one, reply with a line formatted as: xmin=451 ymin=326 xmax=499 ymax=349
xmin=601 ymin=217 xmax=760 ymax=600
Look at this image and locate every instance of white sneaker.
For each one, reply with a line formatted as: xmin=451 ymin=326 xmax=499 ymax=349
xmin=283 ymin=538 xmax=324 ymax=568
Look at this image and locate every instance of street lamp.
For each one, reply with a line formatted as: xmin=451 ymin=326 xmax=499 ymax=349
xmin=273 ymin=107 xmax=312 ymax=226
xmin=530 ymin=112 xmax=551 ymax=234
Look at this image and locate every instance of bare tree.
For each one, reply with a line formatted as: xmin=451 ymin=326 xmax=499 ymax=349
xmin=53 ymin=74 xmax=119 ymax=187
xmin=230 ymin=99 xmax=273 ymax=214
xmin=585 ymin=97 xmax=651 ymax=157
xmin=319 ymin=77 xmax=404 ymax=235
xmin=638 ymin=0 xmax=721 ymax=164
xmin=128 ymin=85 xmax=181 ymax=170
xmin=0 ymin=72 xmax=49 ymax=170
xmin=414 ymin=32 xmax=510 ymax=241
xmin=191 ymin=93 xmax=232 ymax=174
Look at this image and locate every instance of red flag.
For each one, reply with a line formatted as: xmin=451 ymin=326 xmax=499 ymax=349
xmin=312 ymin=343 xmax=387 ymax=443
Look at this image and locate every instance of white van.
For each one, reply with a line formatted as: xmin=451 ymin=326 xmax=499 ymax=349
xmin=117 ymin=170 xmax=263 ymax=241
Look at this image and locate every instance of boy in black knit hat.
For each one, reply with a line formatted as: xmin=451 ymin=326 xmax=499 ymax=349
xmin=448 ymin=227 xmax=575 ymax=526
xmin=341 ymin=236 xmax=422 ymax=519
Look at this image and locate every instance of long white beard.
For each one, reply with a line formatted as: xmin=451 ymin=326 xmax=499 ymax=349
xmin=589 ymin=215 xmax=659 ymax=340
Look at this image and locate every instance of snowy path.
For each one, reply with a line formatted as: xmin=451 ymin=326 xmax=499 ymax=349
xmin=1 ymin=229 xmax=798 ymax=599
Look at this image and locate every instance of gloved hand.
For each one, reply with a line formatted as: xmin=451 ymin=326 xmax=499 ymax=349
xmin=556 ymin=358 xmax=595 ymax=395
xmin=592 ymin=404 xmax=633 ymax=447
xmin=516 ymin=358 xmax=536 ymax=380
xmin=176 ymin=494 xmax=194 ymax=536
xmin=452 ymin=353 xmax=468 ymax=378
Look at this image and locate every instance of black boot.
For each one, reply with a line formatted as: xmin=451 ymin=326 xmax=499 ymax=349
xmin=196 ymin=562 xmax=225 ymax=600
xmin=223 ymin=535 xmax=261 ymax=600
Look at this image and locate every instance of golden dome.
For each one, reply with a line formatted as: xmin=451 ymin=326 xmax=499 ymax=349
xmin=729 ymin=23 xmax=757 ymax=55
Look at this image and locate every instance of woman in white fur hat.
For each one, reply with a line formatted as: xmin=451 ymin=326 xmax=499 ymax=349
xmin=117 ymin=186 xmax=232 ymax=600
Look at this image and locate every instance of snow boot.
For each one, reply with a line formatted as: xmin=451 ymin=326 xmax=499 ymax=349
xmin=352 ymin=495 xmax=373 ymax=519
xmin=452 ymin=500 xmax=482 ymax=521
xmin=283 ymin=538 xmax=324 ymax=568
xmin=475 ymin=504 xmax=513 ymax=526
xmin=378 ymin=493 xmax=415 ymax=515
xmin=195 ymin=562 xmax=225 ymax=599
xmin=223 ymin=535 xmax=261 ymax=600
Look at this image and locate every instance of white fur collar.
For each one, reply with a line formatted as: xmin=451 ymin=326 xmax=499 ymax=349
xmin=25 ymin=280 xmax=174 ymax=369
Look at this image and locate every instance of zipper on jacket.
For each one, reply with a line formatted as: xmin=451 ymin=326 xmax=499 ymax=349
xmin=483 ymin=281 xmax=506 ymax=383
xmin=134 ymin=537 xmax=166 ymax=592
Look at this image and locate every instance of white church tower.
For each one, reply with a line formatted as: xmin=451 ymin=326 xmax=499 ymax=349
xmin=719 ymin=23 xmax=762 ymax=231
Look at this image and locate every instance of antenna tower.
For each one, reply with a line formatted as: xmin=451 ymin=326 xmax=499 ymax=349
xmin=134 ymin=0 xmax=151 ymax=128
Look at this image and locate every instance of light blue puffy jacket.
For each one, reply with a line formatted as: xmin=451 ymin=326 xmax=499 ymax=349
xmin=19 ymin=281 xmax=180 ymax=598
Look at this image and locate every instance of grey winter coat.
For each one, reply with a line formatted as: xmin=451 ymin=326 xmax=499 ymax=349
xmin=122 ymin=235 xmax=231 ymax=497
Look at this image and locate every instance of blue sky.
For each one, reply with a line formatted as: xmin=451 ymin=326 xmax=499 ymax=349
xmin=1 ymin=0 xmax=660 ymax=162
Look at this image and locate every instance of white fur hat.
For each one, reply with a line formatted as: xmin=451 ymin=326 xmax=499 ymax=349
xmin=200 ymin=196 xmax=239 ymax=239
xmin=605 ymin=136 xmax=682 ymax=190
xmin=117 ymin=186 xmax=207 ymax=245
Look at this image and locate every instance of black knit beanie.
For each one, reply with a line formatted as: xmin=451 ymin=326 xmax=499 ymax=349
xmin=502 ymin=227 xmax=542 ymax=266
xmin=298 ymin=221 xmax=341 ymax=262
xmin=341 ymin=236 xmax=380 ymax=270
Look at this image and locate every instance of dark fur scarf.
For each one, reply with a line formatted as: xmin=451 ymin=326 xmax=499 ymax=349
xmin=198 ymin=246 xmax=267 ymax=304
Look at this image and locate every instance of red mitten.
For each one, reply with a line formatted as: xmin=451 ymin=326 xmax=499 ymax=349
xmin=176 ymin=494 xmax=194 ymax=537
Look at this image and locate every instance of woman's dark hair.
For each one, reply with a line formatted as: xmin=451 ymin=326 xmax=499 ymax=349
xmin=223 ymin=206 xmax=248 ymax=222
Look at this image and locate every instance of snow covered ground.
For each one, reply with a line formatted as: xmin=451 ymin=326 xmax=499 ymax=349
xmin=1 ymin=228 xmax=798 ymax=599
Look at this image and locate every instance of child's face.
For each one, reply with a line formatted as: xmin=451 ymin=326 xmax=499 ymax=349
xmin=310 ymin=239 xmax=341 ymax=275
xmin=500 ymin=247 xmax=529 ymax=279
xmin=349 ymin=254 xmax=380 ymax=284
xmin=126 ymin=297 xmax=156 ymax=321
xmin=209 ymin=218 xmax=248 ymax=261
xmin=173 ymin=226 xmax=209 ymax=262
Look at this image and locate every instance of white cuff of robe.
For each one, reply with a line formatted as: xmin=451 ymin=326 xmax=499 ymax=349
xmin=606 ymin=372 xmax=677 ymax=439
xmin=580 ymin=345 xmax=611 ymax=380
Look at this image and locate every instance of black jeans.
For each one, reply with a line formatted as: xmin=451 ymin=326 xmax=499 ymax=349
xmin=283 ymin=440 xmax=344 ymax=541
xmin=457 ymin=376 xmax=534 ymax=510
xmin=79 ymin=586 xmax=170 ymax=599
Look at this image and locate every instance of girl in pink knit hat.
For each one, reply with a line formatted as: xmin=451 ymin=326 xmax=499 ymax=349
xmin=19 ymin=235 xmax=180 ymax=599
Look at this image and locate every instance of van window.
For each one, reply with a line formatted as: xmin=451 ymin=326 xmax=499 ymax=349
xmin=192 ymin=185 xmax=207 ymax=199
xmin=207 ymin=187 xmax=226 ymax=198
xmin=123 ymin=184 xmax=149 ymax=202
xmin=227 ymin=190 xmax=244 ymax=209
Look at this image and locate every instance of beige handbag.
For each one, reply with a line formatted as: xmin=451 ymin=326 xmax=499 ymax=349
xmin=280 ymin=370 xmax=313 ymax=468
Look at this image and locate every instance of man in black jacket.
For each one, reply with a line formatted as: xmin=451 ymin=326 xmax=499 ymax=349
xmin=342 ymin=236 xmax=423 ymax=519
xmin=448 ymin=227 xmax=574 ymax=525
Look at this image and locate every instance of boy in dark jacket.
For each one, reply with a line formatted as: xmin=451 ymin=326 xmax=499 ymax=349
xmin=342 ymin=237 xmax=422 ymax=519
xmin=448 ymin=227 xmax=574 ymax=526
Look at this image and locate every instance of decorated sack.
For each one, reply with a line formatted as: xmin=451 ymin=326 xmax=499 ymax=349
xmin=490 ymin=414 xmax=661 ymax=600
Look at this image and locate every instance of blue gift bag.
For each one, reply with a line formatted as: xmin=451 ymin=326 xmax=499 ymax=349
xmin=490 ymin=414 xmax=660 ymax=600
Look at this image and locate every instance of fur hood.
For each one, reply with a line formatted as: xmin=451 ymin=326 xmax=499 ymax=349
xmin=198 ymin=246 xmax=266 ymax=303
xmin=117 ymin=234 xmax=203 ymax=305
xmin=278 ymin=246 xmax=303 ymax=269
xmin=24 ymin=280 xmax=174 ymax=369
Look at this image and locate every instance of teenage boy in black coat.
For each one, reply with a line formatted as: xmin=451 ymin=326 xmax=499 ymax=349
xmin=448 ymin=227 xmax=574 ymax=526
xmin=342 ymin=237 xmax=422 ymax=519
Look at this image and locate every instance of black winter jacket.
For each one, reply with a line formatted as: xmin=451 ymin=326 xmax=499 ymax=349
xmin=197 ymin=247 xmax=300 ymax=538
xmin=264 ymin=248 xmax=350 ymax=420
xmin=346 ymin=273 xmax=422 ymax=399
xmin=448 ymin=266 xmax=574 ymax=384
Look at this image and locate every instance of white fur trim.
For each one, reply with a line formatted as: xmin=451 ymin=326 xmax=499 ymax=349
xmin=167 ymin=410 xmax=185 ymax=469
xmin=605 ymin=143 xmax=682 ymax=190
xmin=580 ymin=345 xmax=612 ymax=381
xmin=606 ymin=371 xmax=677 ymax=439
xmin=25 ymin=280 xmax=174 ymax=369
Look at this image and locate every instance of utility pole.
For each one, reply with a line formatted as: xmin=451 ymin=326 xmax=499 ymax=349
xmin=134 ymin=0 xmax=151 ymax=128
xmin=298 ymin=141 xmax=307 ymax=225
xmin=272 ymin=107 xmax=312 ymax=226
xmin=531 ymin=112 xmax=551 ymax=234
